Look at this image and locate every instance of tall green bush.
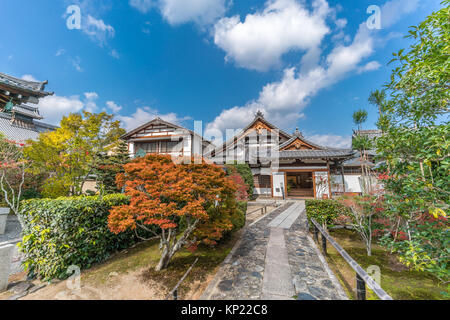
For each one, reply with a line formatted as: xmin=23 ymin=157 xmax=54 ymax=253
xmin=19 ymin=194 xmax=150 ymax=280
xmin=305 ymin=199 xmax=350 ymax=226
xmin=226 ymin=163 xmax=255 ymax=198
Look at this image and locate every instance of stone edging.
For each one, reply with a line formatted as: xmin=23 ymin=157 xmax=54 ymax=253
xmin=306 ymin=234 xmax=348 ymax=300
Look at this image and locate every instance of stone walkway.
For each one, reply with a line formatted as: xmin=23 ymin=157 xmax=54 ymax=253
xmin=201 ymin=201 xmax=347 ymax=300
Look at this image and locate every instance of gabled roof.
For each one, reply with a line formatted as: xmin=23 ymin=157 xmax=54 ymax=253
xmin=207 ymin=111 xmax=292 ymax=156
xmin=278 ymin=128 xmax=324 ymax=151
xmin=122 ymin=117 xmax=212 ymax=145
xmin=239 ymin=111 xmax=292 ymax=140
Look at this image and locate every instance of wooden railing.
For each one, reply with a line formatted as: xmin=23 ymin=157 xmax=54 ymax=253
xmin=247 ymin=205 xmax=269 ymax=216
xmin=166 ymin=258 xmax=198 ymax=300
xmin=309 ymin=218 xmax=393 ymax=300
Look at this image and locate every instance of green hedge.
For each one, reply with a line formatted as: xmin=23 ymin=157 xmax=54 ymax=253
xmin=233 ymin=201 xmax=248 ymax=231
xmin=305 ymin=199 xmax=349 ymax=226
xmin=19 ymin=194 xmax=144 ymax=280
xmin=227 ymin=163 xmax=255 ymax=198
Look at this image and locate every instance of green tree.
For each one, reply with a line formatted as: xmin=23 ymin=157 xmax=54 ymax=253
xmin=24 ymin=111 xmax=125 ymax=198
xmin=352 ymin=109 xmax=368 ymax=132
xmin=94 ymin=139 xmax=130 ymax=196
xmin=352 ymin=109 xmax=372 ymax=191
xmin=368 ymin=89 xmax=386 ymax=116
xmin=374 ymin=1 xmax=449 ymax=282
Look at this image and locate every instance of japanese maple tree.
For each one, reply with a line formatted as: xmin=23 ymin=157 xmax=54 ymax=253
xmin=108 ymin=154 xmax=238 ymax=271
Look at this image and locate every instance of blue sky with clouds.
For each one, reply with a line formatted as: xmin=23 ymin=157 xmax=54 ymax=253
xmin=0 ymin=0 xmax=443 ymax=147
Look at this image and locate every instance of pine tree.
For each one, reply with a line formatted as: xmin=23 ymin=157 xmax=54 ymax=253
xmin=95 ymin=139 xmax=130 ymax=195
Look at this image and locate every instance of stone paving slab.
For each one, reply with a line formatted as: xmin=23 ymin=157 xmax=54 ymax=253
xmin=201 ymin=201 xmax=347 ymax=300
xmin=261 ymin=227 xmax=295 ymax=300
xmin=201 ymin=203 xmax=294 ymax=300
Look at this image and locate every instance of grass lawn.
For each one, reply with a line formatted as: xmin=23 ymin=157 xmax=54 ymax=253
xmin=322 ymin=228 xmax=448 ymax=300
xmin=3 ymin=231 xmax=240 ymax=300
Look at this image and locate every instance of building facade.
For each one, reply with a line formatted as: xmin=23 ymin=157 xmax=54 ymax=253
xmin=122 ymin=117 xmax=213 ymax=158
xmin=207 ymin=112 xmax=355 ymax=199
xmin=0 ymin=72 xmax=57 ymax=141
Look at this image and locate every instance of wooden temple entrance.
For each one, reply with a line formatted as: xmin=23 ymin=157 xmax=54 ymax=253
xmin=286 ymin=172 xmax=314 ymax=198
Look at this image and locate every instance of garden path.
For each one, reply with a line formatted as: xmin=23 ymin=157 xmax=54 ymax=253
xmin=201 ymin=201 xmax=348 ymax=300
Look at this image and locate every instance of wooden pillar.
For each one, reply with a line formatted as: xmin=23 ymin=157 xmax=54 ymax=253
xmin=326 ymin=160 xmax=333 ymax=199
xmin=340 ymin=162 xmax=346 ymax=193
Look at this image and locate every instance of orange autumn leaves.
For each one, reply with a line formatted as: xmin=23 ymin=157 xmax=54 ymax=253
xmin=108 ymin=154 xmax=238 ymax=245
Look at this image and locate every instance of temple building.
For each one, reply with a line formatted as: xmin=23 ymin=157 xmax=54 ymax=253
xmin=121 ymin=117 xmax=213 ymax=158
xmin=208 ymin=111 xmax=355 ymax=199
xmin=0 ymin=72 xmax=57 ymax=142
xmin=121 ymin=112 xmax=374 ymax=199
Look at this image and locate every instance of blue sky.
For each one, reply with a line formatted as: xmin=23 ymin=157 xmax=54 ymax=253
xmin=0 ymin=0 xmax=443 ymax=147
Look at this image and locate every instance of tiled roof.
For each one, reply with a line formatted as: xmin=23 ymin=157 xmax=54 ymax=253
xmin=278 ymin=128 xmax=324 ymax=150
xmin=12 ymin=104 xmax=43 ymax=120
xmin=0 ymin=72 xmax=50 ymax=94
xmin=353 ymin=129 xmax=383 ymax=140
xmin=277 ymin=149 xmax=355 ymax=159
xmin=0 ymin=112 xmax=57 ymax=142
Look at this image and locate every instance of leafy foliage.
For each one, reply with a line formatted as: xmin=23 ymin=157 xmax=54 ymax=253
xmin=94 ymin=139 xmax=130 ymax=195
xmin=305 ymin=199 xmax=349 ymax=226
xmin=226 ymin=163 xmax=255 ymax=198
xmin=372 ymin=2 xmax=450 ymax=283
xmin=24 ymin=111 xmax=125 ymax=198
xmin=0 ymin=134 xmax=29 ymax=220
xmin=108 ymin=154 xmax=242 ymax=271
xmin=19 ymin=194 xmax=145 ymax=280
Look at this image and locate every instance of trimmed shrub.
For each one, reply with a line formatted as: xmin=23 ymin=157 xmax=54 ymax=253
xmin=19 ymin=194 xmax=148 ymax=280
xmin=233 ymin=201 xmax=247 ymax=231
xmin=226 ymin=163 xmax=255 ymax=198
xmin=305 ymin=199 xmax=350 ymax=226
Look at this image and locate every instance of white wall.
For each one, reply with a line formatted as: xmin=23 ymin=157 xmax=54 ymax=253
xmin=272 ymin=172 xmax=285 ymax=198
xmin=314 ymin=171 xmax=330 ymax=198
xmin=331 ymin=175 xmax=362 ymax=193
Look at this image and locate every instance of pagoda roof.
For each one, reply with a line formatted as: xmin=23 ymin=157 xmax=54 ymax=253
xmin=0 ymin=72 xmax=53 ymax=107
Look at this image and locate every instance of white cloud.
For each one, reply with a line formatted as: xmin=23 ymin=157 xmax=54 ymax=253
xmin=160 ymin=0 xmax=227 ymax=26
xmin=214 ymin=0 xmax=331 ymax=71
xmin=307 ymin=134 xmax=352 ymax=149
xmin=70 ymin=56 xmax=83 ymax=72
xmin=82 ymin=15 xmax=115 ymax=46
xmin=110 ymin=49 xmax=120 ymax=59
xmin=84 ymin=92 xmax=99 ymax=112
xmin=55 ymin=49 xmax=66 ymax=57
xmin=358 ymin=60 xmax=381 ymax=73
xmin=205 ymin=21 xmax=376 ymax=140
xmin=106 ymin=101 xmax=123 ymax=113
xmin=129 ymin=0 xmax=156 ymax=13
xmin=381 ymin=0 xmax=419 ymax=28
xmin=130 ymin=0 xmax=227 ymax=26
xmin=21 ymin=74 xmax=38 ymax=82
xmin=117 ymin=107 xmax=185 ymax=132
xmin=37 ymin=95 xmax=84 ymax=125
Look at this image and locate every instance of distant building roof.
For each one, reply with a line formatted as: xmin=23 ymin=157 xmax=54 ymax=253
xmin=0 ymin=112 xmax=57 ymax=142
xmin=352 ymin=129 xmax=383 ymax=140
xmin=0 ymin=72 xmax=57 ymax=142
xmin=0 ymin=72 xmax=53 ymax=108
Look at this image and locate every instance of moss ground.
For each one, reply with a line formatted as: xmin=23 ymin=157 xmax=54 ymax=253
xmin=322 ymin=228 xmax=447 ymax=300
